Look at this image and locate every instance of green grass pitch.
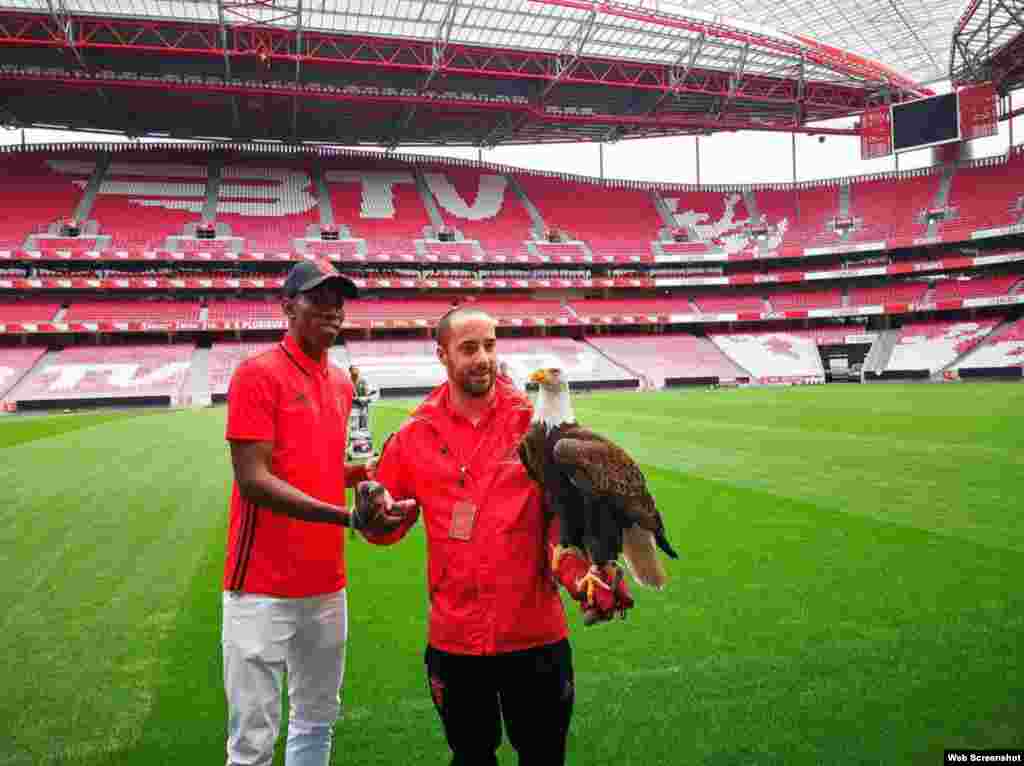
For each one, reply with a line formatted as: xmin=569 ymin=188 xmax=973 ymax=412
xmin=1 ymin=383 xmax=1021 ymax=765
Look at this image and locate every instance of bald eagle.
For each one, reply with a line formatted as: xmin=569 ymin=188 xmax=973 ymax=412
xmin=518 ymin=367 xmax=678 ymax=612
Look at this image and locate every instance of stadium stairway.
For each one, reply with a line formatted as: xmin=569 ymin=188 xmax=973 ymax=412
xmin=920 ymin=282 xmax=937 ymax=305
xmin=0 ymin=349 xmax=46 ymax=401
xmin=184 ymin=346 xmax=211 ymax=405
xmin=727 ymin=350 xmax=756 ymax=380
xmin=203 ymin=158 xmax=222 ymax=223
xmin=812 ymin=341 xmax=827 ymax=379
xmin=862 ymin=329 xmax=900 ymax=377
xmin=837 ymin=184 xmax=852 ymax=242
xmin=313 ymin=167 xmax=334 ymax=226
xmin=506 ymin=175 xmax=546 ymax=239
xmin=413 ymin=168 xmax=446 ymax=232
xmin=927 ymin=165 xmax=957 ymax=238
xmin=72 ymin=151 xmax=112 ymax=223
xmin=5 ymin=349 xmax=62 ymax=402
xmin=741 ymin=190 xmax=762 ymax=224
xmin=935 ymin=315 xmax=1020 ymax=378
xmin=582 ymin=338 xmax=653 ymax=388
xmin=649 ymin=190 xmax=677 ymax=234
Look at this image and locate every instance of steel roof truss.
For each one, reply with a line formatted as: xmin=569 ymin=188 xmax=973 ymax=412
xmin=538 ymin=3 xmax=597 ymax=102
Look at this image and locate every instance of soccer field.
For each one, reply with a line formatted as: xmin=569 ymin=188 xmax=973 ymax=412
xmin=1 ymin=384 xmax=1021 ymax=766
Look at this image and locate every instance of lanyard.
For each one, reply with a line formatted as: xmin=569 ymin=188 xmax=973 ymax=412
xmin=443 ymin=412 xmax=495 ymax=490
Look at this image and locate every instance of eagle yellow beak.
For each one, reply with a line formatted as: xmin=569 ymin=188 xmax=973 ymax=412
xmin=529 ymin=369 xmax=549 ymax=385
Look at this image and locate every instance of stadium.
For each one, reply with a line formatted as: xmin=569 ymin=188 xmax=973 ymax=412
xmin=1 ymin=0 xmax=1022 ymax=764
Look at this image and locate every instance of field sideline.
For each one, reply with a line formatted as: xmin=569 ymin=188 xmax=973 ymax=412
xmin=1 ymin=383 xmax=1021 ymax=765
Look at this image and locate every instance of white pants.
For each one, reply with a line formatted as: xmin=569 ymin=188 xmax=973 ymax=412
xmin=222 ymin=589 xmax=348 ymax=766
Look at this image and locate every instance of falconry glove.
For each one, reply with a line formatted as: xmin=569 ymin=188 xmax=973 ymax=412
xmin=552 ymin=545 xmax=633 ymax=624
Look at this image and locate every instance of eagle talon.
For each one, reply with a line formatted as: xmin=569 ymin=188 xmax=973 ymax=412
xmin=578 ymin=564 xmax=615 ymax=611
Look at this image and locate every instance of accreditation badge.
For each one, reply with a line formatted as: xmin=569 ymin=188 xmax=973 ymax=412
xmin=448 ymin=501 xmax=477 ymax=541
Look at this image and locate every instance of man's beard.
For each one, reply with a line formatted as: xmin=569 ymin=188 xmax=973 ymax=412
xmin=459 ymin=366 xmax=494 ymax=397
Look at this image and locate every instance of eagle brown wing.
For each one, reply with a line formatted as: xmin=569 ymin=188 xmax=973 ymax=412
xmin=552 ymin=430 xmax=657 ymax=525
xmin=553 ymin=429 xmax=645 ymax=496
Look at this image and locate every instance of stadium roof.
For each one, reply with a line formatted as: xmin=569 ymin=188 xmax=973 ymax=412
xmin=950 ymin=0 xmax=1024 ymax=90
xmin=702 ymin=0 xmax=962 ymax=87
xmin=0 ymin=0 xmax=937 ymax=145
xmin=0 ymin=0 xmax=957 ymax=83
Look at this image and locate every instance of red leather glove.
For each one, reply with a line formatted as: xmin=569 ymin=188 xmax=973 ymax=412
xmin=551 ymin=546 xmax=620 ymax=624
xmin=551 ymin=545 xmax=590 ymax=602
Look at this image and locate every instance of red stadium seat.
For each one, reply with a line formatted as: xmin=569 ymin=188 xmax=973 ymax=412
xmin=568 ymin=297 xmax=692 ymax=317
xmin=768 ymin=288 xmax=843 ymax=311
xmin=64 ymin=300 xmax=201 ymax=323
xmin=953 ymin=318 xmax=1024 ymax=370
xmin=215 ymin=162 xmax=321 ymax=252
xmin=425 ymin=167 xmax=534 ymax=260
xmin=888 ymin=319 xmax=999 ymax=372
xmin=0 ymin=301 xmax=61 ymax=323
xmin=0 ymin=153 xmax=89 ymax=250
xmin=585 ymin=334 xmax=747 ymax=386
xmin=517 ymin=176 xmax=663 ymax=253
xmin=88 ymin=152 xmax=211 ymax=250
xmin=693 ymin=293 xmax=766 ymax=314
xmin=12 ymin=344 xmax=193 ymax=401
xmin=323 ymin=160 xmax=431 ymax=258
xmin=848 ymin=282 xmax=928 ymax=306
xmin=930 ymin=275 xmax=1019 ymax=301
xmin=208 ymin=341 xmax=277 ymax=396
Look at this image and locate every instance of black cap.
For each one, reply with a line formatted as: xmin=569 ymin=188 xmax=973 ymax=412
xmin=283 ymin=258 xmax=358 ymax=299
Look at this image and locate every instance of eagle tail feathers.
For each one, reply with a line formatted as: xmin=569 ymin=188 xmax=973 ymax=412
xmin=655 ymin=529 xmax=679 ymax=560
xmin=621 ymin=525 xmax=667 ymax=589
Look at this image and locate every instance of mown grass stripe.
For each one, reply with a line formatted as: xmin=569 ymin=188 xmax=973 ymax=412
xmin=2 ymin=385 xmax=1021 ymax=766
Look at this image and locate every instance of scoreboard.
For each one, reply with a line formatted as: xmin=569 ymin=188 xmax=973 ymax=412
xmin=859 ymin=83 xmax=998 ymax=160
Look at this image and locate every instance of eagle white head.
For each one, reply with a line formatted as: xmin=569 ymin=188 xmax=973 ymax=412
xmin=529 ymin=367 xmax=576 ymax=430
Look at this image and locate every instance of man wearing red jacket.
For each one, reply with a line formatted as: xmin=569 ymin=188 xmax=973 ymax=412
xmin=363 ymin=306 xmax=632 ymax=766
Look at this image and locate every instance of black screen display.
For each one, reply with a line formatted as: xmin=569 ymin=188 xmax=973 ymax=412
xmin=891 ymin=92 xmax=960 ymax=152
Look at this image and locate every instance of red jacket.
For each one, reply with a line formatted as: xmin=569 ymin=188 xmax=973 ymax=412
xmin=368 ymin=377 xmax=568 ymax=655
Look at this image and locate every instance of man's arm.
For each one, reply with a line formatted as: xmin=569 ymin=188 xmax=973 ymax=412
xmin=360 ymin=432 xmax=421 ymax=546
xmin=231 ymin=440 xmax=354 ymax=526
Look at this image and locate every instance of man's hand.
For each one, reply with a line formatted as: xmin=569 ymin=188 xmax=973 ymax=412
xmin=551 ymin=546 xmax=634 ymax=625
xmin=352 ymin=480 xmax=416 ymax=536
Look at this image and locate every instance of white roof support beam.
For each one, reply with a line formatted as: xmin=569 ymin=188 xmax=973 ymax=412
xmin=423 ymin=0 xmax=460 ymax=92
xmin=538 ymin=3 xmax=599 ymax=102
xmin=646 ymin=29 xmax=706 ymax=117
xmin=45 ymin=0 xmax=88 ymax=73
xmin=391 ymin=0 xmax=462 ymax=148
xmin=291 ymin=0 xmax=303 ymax=142
xmin=487 ymin=4 xmax=599 ymax=147
xmin=716 ymin=42 xmax=749 ymax=122
xmin=45 ymin=0 xmax=114 ymax=111
xmin=216 ymin=0 xmax=242 ymax=132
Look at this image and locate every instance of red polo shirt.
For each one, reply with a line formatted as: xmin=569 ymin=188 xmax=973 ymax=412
xmin=223 ymin=334 xmax=353 ymax=597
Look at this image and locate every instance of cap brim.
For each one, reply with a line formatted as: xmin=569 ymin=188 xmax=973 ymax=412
xmin=294 ymin=273 xmax=359 ymax=299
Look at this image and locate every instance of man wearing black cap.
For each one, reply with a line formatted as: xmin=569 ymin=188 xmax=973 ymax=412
xmin=221 ymin=258 xmax=413 ymax=766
